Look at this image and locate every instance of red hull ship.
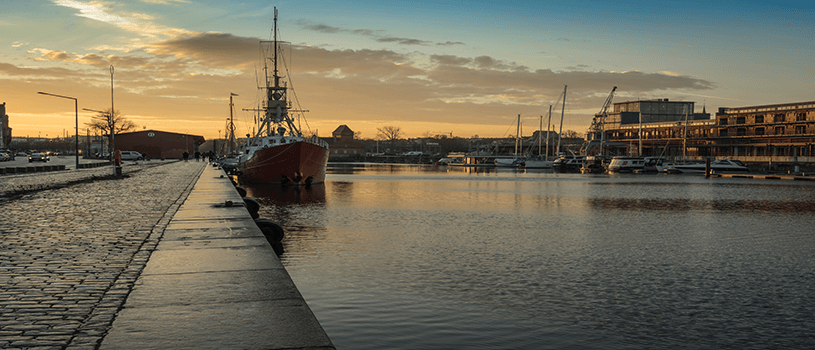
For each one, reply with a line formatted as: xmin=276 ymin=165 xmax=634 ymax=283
xmin=239 ymin=140 xmax=329 ymax=185
xmin=235 ymin=8 xmax=329 ymax=185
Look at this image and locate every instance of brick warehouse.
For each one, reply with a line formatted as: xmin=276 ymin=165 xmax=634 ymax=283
xmin=116 ymin=129 xmax=205 ymax=159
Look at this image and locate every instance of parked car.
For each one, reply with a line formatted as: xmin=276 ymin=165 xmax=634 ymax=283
xmin=29 ymin=153 xmax=49 ymax=162
xmin=119 ymin=151 xmax=144 ymax=161
xmin=0 ymin=152 xmax=10 ymax=161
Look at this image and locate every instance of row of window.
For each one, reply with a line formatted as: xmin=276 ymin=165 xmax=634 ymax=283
xmin=720 ymin=125 xmax=808 ymax=136
xmin=719 ymin=112 xmax=809 ymax=125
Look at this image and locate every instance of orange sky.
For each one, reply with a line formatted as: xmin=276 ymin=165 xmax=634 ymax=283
xmin=2 ymin=1 xmax=812 ymax=142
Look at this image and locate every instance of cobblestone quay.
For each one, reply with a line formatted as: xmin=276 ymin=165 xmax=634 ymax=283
xmin=1 ymin=161 xmax=204 ymax=349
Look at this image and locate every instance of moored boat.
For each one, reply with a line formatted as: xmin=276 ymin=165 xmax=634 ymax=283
xmin=666 ymin=158 xmax=749 ymax=174
xmin=607 ymin=156 xmax=645 ymax=173
xmin=236 ymin=9 xmax=329 ymax=185
xmin=580 ymin=155 xmax=607 ymax=174
xmin=553 ymin=155 xmax=586 ymax=173
xmin=524 ymin=158 xmax=553 ymax=169
xmin=494 ymin=158 xmax=522 ymax=167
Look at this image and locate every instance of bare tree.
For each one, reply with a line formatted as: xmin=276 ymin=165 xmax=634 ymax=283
xmin=86 ymin=108 xmax=136 ymax=152
xmin=562 ymin=130 xmax=581 ymax=138
xmin=377 ymin=125 xmax=402 ymax=152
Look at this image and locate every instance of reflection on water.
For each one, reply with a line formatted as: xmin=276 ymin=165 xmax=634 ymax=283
xmin=246 ymin=164 xmax=815 ymax=350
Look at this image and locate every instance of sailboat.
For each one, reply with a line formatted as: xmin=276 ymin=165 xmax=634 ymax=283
xmin=236 ymin=8 xmax=329 ymax=185
xmin=524 ymin=108 xmax=554 ymax=169
xmin=494 ymin=114 xmax=523 ymax=167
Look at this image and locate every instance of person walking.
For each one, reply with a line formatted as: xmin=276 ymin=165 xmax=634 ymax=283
xmin=182 ymin=151 xmax=189 ymax=162
xmin=194 ymin=151 xmax=200 ymax=162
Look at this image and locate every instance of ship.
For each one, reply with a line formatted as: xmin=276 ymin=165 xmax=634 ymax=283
xmin=236 ymin=8 xmax=329 ymax=186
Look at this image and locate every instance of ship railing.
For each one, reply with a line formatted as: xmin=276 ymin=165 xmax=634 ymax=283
xmin=310 ymin=135 xmax=329 ymax=148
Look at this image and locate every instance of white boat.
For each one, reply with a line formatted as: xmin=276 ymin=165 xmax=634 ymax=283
xmin=553 ymin=155 xmax=586 ymax=172
xmin=523 ymin=113 xmax=553 ymax=169
xmin=495 ymin=114 xmax=524 ymax=167
xmin=494 ymin=158 xmax=521 ymax=167
xmin=524 ymin=158 xmax=553 ymax=169
xmin=667 ymin=158 xmax=750 ymax=174
xmin=607 ymin=156 xmax=646 ymax=173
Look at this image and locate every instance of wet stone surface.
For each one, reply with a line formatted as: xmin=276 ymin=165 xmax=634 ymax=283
xmin=0 ymin=161 xmax=205 ymax=349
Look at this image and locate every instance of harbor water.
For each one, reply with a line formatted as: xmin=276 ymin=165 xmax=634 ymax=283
xmin=244 ymin=164 xmax=815 ymax=349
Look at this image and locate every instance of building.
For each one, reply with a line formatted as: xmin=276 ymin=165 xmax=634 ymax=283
xmin=115 ymin=129 xmax=205 ymax=159
xmin=584 ymin=99 xmax=711 ymax=157
xmin=325 ymin=125 xmax=365 ymax=160
xmin=711 ymin=101 xmax=815 ymax=161
xmin=1 ymin=103 xmax=11 ymax=149
xmin=596 ymin=99 xmax=815 ymax=168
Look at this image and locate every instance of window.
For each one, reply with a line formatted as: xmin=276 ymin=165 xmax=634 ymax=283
xmin=774 ymin=113 xmax=785 ymax=123
xmin=755 ymin=127 xmax=765 ymax=136
xmin=797 ymin=113 xmax=807 ymax=122
xmin=795 ymin=125 xmax=806 ymax=134
xmin=736 ymin=128 xmax=746 ymax=136
xmin=736 ymin=117 xmax=745 ymax=124
xmin=775 ymin=126 xmax=785 ymax=135
xmin=719 ymin=129 xmax=729 ymax=137
xmin=719 ymin=118 xmax=728 ymax=125
xmin=755 ymin=115 xmax=764 ymax=123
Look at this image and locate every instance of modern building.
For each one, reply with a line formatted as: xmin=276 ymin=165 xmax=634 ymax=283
xmin=594 ymin=99 xmax=815 ymax=168
xmin=584 ymin=99 xmax=711 ymax=157
xmin=115 ymin=129 xmax=205 ymax=159
xmin=1 ymin=103 xmax=11 ymax=149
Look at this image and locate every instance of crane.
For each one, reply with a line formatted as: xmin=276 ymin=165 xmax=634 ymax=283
xmin=580 ymin=86 xmax=617 ymax=155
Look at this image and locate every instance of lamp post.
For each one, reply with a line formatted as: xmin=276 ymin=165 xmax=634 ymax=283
xmin=38 ymin=91 xmax=78 ymax=168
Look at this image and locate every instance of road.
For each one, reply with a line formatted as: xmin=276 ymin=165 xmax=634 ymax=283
xmin=1 ymin=155 xmax=112 ymax=170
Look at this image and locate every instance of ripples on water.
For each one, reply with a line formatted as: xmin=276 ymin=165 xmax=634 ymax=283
xmin=244 ymin=164 xmax=815 ymax=350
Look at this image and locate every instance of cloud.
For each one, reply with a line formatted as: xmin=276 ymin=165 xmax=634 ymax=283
xmin=436 ymin=41 xmax=465 ymax=46
xmin=376 ymin=37 xmax=432 ymax=46
xmin=145 ymin=32 xmax=259 ymax=68
xmin=297 ymin=20 xmax=446 ymax=46
xmin=52 ymin=0 xmax=193 ymax=39
xmin=54 ymin=0 xmax=132 ymax=26
xmin=139 ymin=0 xmax=190 ymax=4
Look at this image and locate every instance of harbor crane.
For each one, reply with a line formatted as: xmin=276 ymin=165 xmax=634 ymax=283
xmin=580 ymin=86 xmax=617 ymax=155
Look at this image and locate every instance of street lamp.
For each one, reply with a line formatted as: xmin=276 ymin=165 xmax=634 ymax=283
xmin=37 ymin=91 xmax=78 ymax=168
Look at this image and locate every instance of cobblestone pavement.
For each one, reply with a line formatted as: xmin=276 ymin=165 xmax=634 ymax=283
xmin=0 ymin=161 xmax=207 ymax=349
xmin=0 ymin=161 xmax=175 ymax=199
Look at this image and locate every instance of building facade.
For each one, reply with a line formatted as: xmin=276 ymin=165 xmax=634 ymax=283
xmin=596 ymin=99 xmax=815 ymax=167
xmin=1 ymin=103 xmax=11 ymax=149
xmin=115 ymin=129 xmax=205 ymax=159
xmin=325 ymin=125 xmax=365 ymax=160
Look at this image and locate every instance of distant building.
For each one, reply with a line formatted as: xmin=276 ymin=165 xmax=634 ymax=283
xmin=325 ymin=125 xmax=365 ymax=160
xmin=0 ymin=103 xmax=11 ymax=149
xmin=596 ymin=99 xmax=815 ymax=167
xmin=115 ymin=129 xmax=205 ymax=159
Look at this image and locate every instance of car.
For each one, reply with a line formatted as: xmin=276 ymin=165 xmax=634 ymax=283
xmin=29 ymin=153 xmax=49 ymax=162
xmin=0 ymin=152 xmax=10 ymax=161
xmin=119 ymin=151 xmax=144 ymax=161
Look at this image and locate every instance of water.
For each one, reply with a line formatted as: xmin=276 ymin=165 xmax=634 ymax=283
xmin=243 ymin=164 xmax=815 ymax=349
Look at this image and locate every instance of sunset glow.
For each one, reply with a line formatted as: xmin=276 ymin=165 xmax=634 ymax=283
xmin=2 ymin=1 xmax=812 ymax=140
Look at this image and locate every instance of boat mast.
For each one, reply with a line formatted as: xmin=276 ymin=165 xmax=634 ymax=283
xmin=682 ymin=104 xmax=689 ymax=163
xmin=228 ymin=92 xmax=237 ymax=155
xmin=538 ymin=114 xmax=542 ymax=157
xmin=557 ymin=85 xmax=567 ymax=156
xmin=545 ymin=105 xmax=552 ymax=161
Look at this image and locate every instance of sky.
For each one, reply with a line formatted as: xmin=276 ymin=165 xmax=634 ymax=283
xmin=1 ymin=0 xmax=813 ymax=141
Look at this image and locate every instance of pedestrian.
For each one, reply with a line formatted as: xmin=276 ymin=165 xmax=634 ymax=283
xmin=194 ymin=151 xmax=200 ymax=162
xmin=182 ymin=151 xmax=189 ymax=162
